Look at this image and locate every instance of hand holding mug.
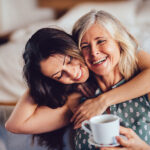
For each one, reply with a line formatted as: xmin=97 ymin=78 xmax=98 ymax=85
xmin=101 ymin=126 xmax=150 ymax=150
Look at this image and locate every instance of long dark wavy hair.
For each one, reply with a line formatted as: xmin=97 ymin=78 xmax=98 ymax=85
xmin=23 ymin=28 xmax=97 ymax=150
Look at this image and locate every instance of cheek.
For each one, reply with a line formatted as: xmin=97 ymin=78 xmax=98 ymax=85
xmin=82 ymin=51 xmax=90 ymax=62
xmin=106 ymin=40 xmax=119 ymax=51
xmin=106 ymin=43 xmax=120 ymax=65
xmin=112 ymin=49 xmax=121 ymax=66
xmin=60 ymin=79 xmax=72 ymax=84
xmin=108 ymin=43 xmax=120 ymax=57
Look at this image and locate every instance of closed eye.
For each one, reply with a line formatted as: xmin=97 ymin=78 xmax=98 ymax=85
xmin=56 ymin=72 xmax=63 ymax=80
xmin=56 ymin=56 xmax=72 ymax=80
xmin=67 ymin=56 xmax=73 ymax=64
xmin=97 ymin=40 xmax=106 ymax=45
xmin=81 ymin=45 xmax=89 ymax=50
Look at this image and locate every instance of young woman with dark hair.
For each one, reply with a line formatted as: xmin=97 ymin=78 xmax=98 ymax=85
xmin=22 ymin=27 xmax=97 ymax=150
xmin=23 ymin=27 xmax=89 ymax=108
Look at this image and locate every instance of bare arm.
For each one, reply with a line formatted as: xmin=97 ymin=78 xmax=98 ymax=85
xmin=71 ymin=50 xmax=150 ymax=128
xmin=5 ymin=89 xmax=72 ymax=134
xmin=103 ymin=50 xmax=150 ymax=106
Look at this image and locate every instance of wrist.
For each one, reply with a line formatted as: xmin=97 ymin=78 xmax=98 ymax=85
xmin=96 ymin=94 xmax=110 ymax=108
xmin=101 ymin=89 xmax=119 ymax=106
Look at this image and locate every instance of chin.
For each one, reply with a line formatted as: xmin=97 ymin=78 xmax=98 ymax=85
xmin=94 ymin=70 xmax=108 ymax=76
xmin=79 ymin=78 xmax=87 ymax=83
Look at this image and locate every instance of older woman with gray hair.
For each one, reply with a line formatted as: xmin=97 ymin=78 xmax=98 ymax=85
xmin=71 ymin=10 xmax=150 ymax=149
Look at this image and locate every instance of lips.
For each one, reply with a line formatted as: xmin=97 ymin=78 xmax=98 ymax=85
xmin=75 ymin=67 xmax=82 ymax=80
xmin=92 ymin=56 xmax=107 ymax=65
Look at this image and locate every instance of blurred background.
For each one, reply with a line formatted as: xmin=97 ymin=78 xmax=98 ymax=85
xmin=0 ymin=0 xmax=150 ymax=150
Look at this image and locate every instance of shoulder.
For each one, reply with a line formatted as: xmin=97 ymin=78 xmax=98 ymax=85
xmin=137 ymin=50 xmax=150 ymax=57
xmin=137 ymin=50 xmax=150 ymax=70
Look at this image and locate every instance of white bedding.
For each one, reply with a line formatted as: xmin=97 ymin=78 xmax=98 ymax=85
xmin=0 ymin=0 xmax=150 ymax=103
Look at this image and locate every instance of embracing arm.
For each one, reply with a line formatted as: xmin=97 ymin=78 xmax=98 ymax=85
xmin=5 ymin=89 xmax=72 ymax=134
xmin=103 ymin=50 xmax=150 ymax=105
xmin=72 ymin=50 xmax=150 ymax=127
xmin=95 ymin=50 xmax=150 ymax=109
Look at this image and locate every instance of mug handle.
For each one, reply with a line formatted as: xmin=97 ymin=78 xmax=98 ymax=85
xmin=82 ymin=120 xmax=92 ymax=135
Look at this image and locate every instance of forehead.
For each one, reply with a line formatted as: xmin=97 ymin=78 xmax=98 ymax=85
xmin=82 ymin=23 xmax=111 ymax=41
xmin=40 ymin=54 xmax=65 ymax=76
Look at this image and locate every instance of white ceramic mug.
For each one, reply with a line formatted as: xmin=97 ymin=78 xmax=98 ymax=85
xmin=82 ymin=114 xmax=120 ymax=145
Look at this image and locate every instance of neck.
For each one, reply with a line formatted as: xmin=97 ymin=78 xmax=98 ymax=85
xmin=97 ymin=69 xmax=123 ymax=92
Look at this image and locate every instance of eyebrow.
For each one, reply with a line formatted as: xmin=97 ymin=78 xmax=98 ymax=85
xmin=81 ymin=37 xmax=104 ymax=46
xmin=95 ymin=37 xmax=104 ymax=40
xmin=81 ymin=36 xmax=104 ymax=46
xmin=50 ymin=55 xmax=66 ymax=78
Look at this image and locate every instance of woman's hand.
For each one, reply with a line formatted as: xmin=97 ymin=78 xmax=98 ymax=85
xmin=71 ymin=95 xmax=109 ymax=129
xmin=66 ymin=92 xmax=82 ymax=113
xmin=71 ymin=75 xmax=110 ymax=129
xmin=101 ymin=126 xmax=150 ymax=150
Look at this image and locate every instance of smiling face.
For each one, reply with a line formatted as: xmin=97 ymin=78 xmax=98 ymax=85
xmin=80 ymin=23 xmax=121 ymax=77
xmin=40 ymin=54 xmax=89 ymax=84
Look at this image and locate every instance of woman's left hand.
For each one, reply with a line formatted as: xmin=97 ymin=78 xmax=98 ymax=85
xmin=71 ymin=96 xmax=108 ymax=129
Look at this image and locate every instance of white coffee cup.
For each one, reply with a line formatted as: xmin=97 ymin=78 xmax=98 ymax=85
xmin=82 ymin=114 xmax=120 ymax=145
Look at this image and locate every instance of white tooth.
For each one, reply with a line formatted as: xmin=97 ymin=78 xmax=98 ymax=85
xmin=93 ymin=57 xmax=107 ymax=64
xmin=76 ymin=70 xmax=82 ymax=79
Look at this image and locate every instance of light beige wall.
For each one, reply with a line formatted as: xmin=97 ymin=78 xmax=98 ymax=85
xmin=0 ymin=0 xmax=54 ymax=35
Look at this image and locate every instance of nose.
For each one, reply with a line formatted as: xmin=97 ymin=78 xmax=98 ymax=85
xmin=90 ymin=44 xmax=100 ymax=57
xmin=64 ymin=65 xmax=76 ymax=79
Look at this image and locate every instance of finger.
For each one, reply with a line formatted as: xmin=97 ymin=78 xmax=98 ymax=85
xmin=74 ymin=117 xmax=86 ymax=129
xmin=74 ymin=123 xmax=81 ymax=129
xmin=116 ymin=136 xmax=129 ymax=147
xmin=119 ymin=126 xmax=133 ymax=139
xmin=73 ymin=112 xmax=86 ymax=125
xmin=74 ymin=120 xmax=84 ymax=129
xmin=71 ymin=115 xmax=77 ymax=123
